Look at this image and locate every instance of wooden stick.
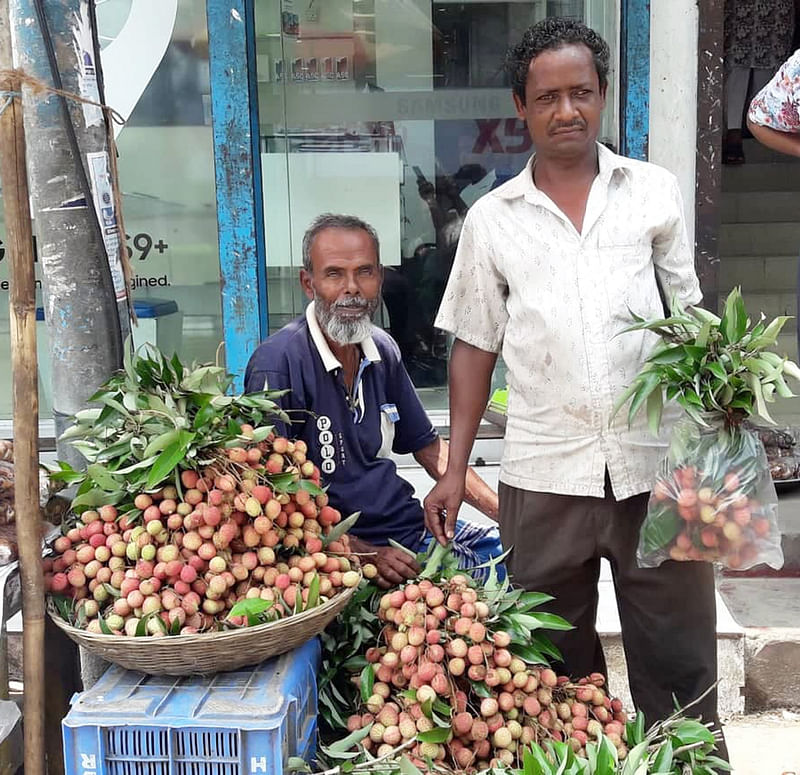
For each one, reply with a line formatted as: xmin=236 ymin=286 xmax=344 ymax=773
xmin=0 ymin=2 xmax=46 ymax=773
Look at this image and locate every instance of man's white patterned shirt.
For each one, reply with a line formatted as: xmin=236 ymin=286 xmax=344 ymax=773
xmin=435 ymin=143 xmax=702 ymax=500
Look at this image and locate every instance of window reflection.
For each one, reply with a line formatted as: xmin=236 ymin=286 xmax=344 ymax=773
xmin=255 ymin=0 xmax=615 ymax=408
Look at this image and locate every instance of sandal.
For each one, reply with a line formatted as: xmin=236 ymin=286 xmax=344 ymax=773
xmin=723 ymin=130 xmax=745 ymax=165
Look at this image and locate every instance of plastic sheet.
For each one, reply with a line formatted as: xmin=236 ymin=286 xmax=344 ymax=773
xmin=637 ymin=416 xmax=784 ymax=571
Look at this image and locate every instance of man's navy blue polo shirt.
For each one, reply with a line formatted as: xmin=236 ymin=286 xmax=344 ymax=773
xmin=244 ymin=302 xmax=438 ymax=551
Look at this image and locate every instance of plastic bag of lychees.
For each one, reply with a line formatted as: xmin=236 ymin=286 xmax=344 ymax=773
xmin=637 ymin=415 xmax=783 ymax=571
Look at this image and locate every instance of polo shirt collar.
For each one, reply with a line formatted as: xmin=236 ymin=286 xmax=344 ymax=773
xmin=496 ymin=142 xmax=633 ymax=202
xmin=305 ymin=300 xmax=381 ymax=372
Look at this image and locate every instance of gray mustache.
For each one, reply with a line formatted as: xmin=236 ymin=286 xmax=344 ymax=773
xmin=334 ymin=298 xmax=369 ymax=310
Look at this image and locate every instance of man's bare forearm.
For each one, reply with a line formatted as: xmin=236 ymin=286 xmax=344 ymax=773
xmin=414 ymin=437 xmax=499 ymax=521
xmin=413 ymin=436 xmax=449 ymax=480
xmin=446 ymin=339 xmax=498 ymax=477
xmin=464 ymin=464 xmax=499 ymax=521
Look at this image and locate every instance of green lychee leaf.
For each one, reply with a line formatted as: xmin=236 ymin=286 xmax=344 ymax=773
xmin=517 ymin=591 xmax=555 ymax=611
xmin=650 ymin=739 xmax=673 ymax=772
xmin=509 ymin=643 xmax=549 ymax=665
xmin=531 ymin=632 xmax=563 ymax=662
xmin=416 ymin=727 xmax=451 ymax=744
xmin=397 ymin=759 xmax=425 ymax=775
xmin=145 ymin=431 xmax=195 ymax=489
xmin=620 ymin=740 xmax=650 ymax=775
xmin=306 ymin=573 xmax=320 ymax=610
xmin=322 ymin=512 xmax=361 ymax=547
xmin=299 ymin=479 xmax=325 ymax=496
xmin=250 ymin=425 xmax=274 ymax=442
xmin=359 ymin=664 xmax=374 ymax=704
xmin=228 ymin=598 xmax=273 ymax=619
xmin=323 ymin=723 xmax=373 ymax=756
xmin=522 ymin=743 xmax=557 ymax=775
xmin=97 ymin=614 xmax=112 ymax=635
xmin=420 ymin=697 xmax=433 ymax=719
xmin=595 ymin=734 xmax=618 ymax=774
xmin=672 ymin=719 xmax=716 ymax=746
xmin=639 ymin=505 xmax=681 ymax=558
xmin=432 ymin=698 xmax=452 ymax=717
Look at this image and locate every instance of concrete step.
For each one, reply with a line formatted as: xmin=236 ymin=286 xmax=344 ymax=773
xmin=598 ymin=579 xmax=746 ymax=716
xmin=722 ymin=191 xmax=800 ymax=224
xmin=723 ymin=163 xmax=800 ymax=193
xmin=719 ymin=254 xmax=797 ymax=291
xmin=718 ymin=577 xmax=800 ymax=711
xmin=722 ymin=162 xmax=800 ymax=193
xmin=715 ymin=290 xmax=797 ymax=322
xmin=773 ymin=488 xmax=800 ymax=571
xmin=741 ymin=138 xmax=800 ymax=165
xmin=720 ymin=222 xmax=800 ymax=257
xmin=711 ymin=299 xmax=799 ymax=360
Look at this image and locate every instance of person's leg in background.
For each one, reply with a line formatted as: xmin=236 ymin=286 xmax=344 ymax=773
xmin=603 ymin=492 xmax=729 ymax=761
xmin=749 ymin=67 xmax=774 ymax=99
xmin=724 ymin=66 xmax=751 ymax=163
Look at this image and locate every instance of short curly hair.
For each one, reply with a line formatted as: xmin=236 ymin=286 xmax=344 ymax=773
xmin=505 ymin=18 xmax=610 ymax=105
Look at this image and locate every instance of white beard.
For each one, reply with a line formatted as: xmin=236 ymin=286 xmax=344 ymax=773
xmin=314 ymin=295 xmax=377 ymax=345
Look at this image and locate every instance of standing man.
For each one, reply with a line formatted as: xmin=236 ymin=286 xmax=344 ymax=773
xmin=424 ymin=18 xmax=725 ymax=743
xmin=244 ymin=213 xmax=502 ymax=589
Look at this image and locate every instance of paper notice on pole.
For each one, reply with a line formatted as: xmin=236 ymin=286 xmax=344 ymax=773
xmin=72 ymin=0 xmax=104 ymax=128
xmin=86 ymin=151 xmax=127 ymax=301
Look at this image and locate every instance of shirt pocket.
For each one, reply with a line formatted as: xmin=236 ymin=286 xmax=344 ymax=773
xmin=376 ymin=403 xmax=399 ymax=458
xmin=597 ymin=231 xmax=651 ymax=265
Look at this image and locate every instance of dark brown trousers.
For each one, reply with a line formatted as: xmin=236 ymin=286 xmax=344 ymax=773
xmin=498 ymin=478 xmax=727 ymax=757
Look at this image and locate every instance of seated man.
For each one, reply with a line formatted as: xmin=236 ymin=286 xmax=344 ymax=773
xmin=244 ymin=213 xmax=502 ymax=588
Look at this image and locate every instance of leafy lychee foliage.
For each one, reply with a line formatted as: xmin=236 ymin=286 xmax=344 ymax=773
xmin=613 ymin=288 xmax=800 ymax=433
xmin=308 ymin=546 xmax=728 ymax=775
xmin=48 ymin=342 xmax=291 ymax=514
xmin=295 ymin=698 xmax=728 ymax=774
xmin=317 ymin=544 xmax=569 ymax=734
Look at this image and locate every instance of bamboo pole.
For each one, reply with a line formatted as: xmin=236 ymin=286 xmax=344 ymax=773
xmin=0 ymin=1 xmax=46 ymax=773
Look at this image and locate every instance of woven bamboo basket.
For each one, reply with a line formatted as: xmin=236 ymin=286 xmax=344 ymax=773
xmin=48 ymin=584 xmax=356 ymax=675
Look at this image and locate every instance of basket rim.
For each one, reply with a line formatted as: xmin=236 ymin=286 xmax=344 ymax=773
xmin=47 ymin=581 xmax=357 ymax=647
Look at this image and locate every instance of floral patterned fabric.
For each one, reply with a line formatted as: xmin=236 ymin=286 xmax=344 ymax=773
xmin=724 ymin=0 xmax=795 ymax=70
xmin=748 ymin=49 xmax=800 ymax=132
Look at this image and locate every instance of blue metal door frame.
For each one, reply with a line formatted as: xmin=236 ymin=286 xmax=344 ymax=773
xmin=620 ymin=0 xmax=650 ymax=160
xmin=206 ymin=0 xmax=267 ymax=391
xmin=206 ymin=1 xmax=651 ymax=388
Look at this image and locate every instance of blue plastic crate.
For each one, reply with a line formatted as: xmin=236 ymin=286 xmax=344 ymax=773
xmin=62 ymin=637 xmax=320 ymax=775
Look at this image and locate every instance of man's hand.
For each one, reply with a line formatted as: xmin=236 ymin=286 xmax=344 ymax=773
xmin=423 ymin=473 xmax=465 ymax=546
xmin=349 ymin=536 xmax=420 ymax=589
xmin=372 ymin=546 xmax=421 ymax=589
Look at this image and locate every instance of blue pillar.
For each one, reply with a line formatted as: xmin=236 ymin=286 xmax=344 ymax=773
xmin=206 ymin=1 xmax=267 ymax=390
xmin=620 ymin=0 xmax=650 ymax=160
